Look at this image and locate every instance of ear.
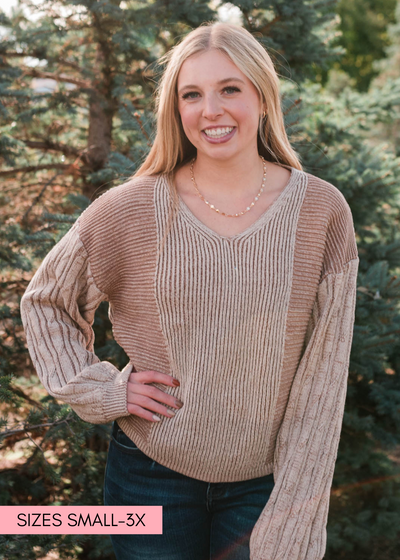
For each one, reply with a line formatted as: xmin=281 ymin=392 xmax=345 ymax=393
xmin=260 ymin=101 xmax=267 ymax=116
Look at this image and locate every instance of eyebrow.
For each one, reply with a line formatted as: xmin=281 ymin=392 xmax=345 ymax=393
xmin=178 ymin=77 xmax=245 ymax=94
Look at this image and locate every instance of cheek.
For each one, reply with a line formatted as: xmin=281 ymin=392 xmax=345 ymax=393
xmin=233 ymin=103 xmax=259 ymax=130
xmin=238 ymin=105 xmax=259 ymax=135
xmin=178 ymin=105 xmax=198 ymax=134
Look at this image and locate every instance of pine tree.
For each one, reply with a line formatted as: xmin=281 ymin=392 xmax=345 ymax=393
xmin=0 ymin=1 xmax=213 ymax=558
xmin=226 ymin=3 xmax=400 ymax=554
xmin=294 ymin=84 xmax=400 ymax=559
xmin=331 ymin=0 xmax=397 ymax=92
xmin=367 ymin=0 xmax=400 ymax=156
xmin=1 ymin=1 xmax=400 ymax=559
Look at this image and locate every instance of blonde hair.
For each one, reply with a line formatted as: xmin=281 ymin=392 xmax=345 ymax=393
xmin=131 ymin=21 xmax=303 ymax=250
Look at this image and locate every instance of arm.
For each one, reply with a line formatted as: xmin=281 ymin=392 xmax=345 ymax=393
xmin=20 ymin=219 xmax=132 ymax=424
xmin=249 ymin=256 xmax=359 ymax=560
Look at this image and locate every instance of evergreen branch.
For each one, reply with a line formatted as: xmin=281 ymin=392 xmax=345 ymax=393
xmin=331 ymin=472 xmax=400 ymax=496
xmin=1 ymin=52 xmax=83 ymax=72
xmin=360 ymin=174 xmax=394 ymax=189
xmin=55 ymin=58 xmax=84 ymax=72
xmin=365 ymin=331 xmax=400 ymax=348
xmin=22 ymin=171 xmax=63 ymax=222
xmin=121 ymin=103 xmax=151 ymax=146
xmin=19 ymin=139 xmax=81 ymax=157
xmin=241 ymin=9 xmax=254 ymax=31
xmin=21 ymin=68 xmax=95 ymax=91
xmin=0 ymin=412 xmax=75 ymax=440
xmin=0 ymin=163 xmax=70 ymax=177
xmin=0 ymin=279 xmax=31 ymax=287
xmin=0 ymin=51 xmax=38 ymax=58
xmin=24 ymin=429 xmax=45 ymax=454
xmin=8 ymin=385 xmax=45 ymax=410
xmin=259 ymin=15 xmax=284 ymax=36
xmin=133 ymin=112 xmax=151 ymax=146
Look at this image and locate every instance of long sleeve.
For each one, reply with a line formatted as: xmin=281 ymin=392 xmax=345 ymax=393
xmin=249 ymin=255 xmax=359 ymax=560
xmin=20 ymin=218 xmax=132 ymax=425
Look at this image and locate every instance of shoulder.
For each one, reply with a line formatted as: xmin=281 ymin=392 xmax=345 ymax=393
xmin=71 ymin=174 xmax=163 ymax=294
xmin=78 ymin=174 xmax=161 ymax=234
xmin=302 ymin=170 xmax=358 ymax=278
xmin=76 ymin=174 xmax=162 ymax=255
xmin=80 ymin=174 xmax=160 ymax=224
xmin=303 ymin=169 xmax=353 ymax=224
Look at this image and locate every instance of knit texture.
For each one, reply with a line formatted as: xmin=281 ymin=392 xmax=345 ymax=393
xmin=20 ymin=167 xmax=359 ymax=560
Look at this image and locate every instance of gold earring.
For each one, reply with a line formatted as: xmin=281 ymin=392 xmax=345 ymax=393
xmin=262 ymin=110 xmax=267 ymax=118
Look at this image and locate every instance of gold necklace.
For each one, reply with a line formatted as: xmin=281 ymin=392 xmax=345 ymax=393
xmin=189 ymin=156 xmax=267 ymax=218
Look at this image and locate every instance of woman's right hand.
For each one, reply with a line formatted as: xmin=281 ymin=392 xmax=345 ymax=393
xmin=122 ymin=363 xmax=183 ymax=422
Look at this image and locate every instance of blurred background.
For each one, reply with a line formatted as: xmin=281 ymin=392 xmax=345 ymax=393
xmin=1 ymin=0 xmax=400 ymax=558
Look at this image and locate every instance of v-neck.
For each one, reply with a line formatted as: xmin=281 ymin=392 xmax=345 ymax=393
xmin=164 ymin=166 xmax=300 ymax=242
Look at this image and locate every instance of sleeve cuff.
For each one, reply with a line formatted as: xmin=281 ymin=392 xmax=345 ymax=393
xmin=102 ymin=361 xmax=133 ymax=423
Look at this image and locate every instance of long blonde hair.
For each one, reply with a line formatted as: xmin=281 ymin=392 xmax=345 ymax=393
xmin=131 ymin=22 xmax=303 ymax=250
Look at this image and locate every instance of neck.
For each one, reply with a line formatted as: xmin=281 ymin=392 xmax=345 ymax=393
xmin=191 ymin=148 xmax=266 ymax=199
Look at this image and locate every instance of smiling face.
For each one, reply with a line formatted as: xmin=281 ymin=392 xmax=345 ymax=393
xmin=177 ymin=48 xmax=264 ymax=164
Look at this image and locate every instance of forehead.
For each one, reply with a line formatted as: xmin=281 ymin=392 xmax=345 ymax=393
xmin=177 ymin=49 xmax=248 ymax=86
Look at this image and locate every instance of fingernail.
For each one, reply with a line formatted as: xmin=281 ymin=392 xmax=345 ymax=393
xmin=166 ymin=409 xmax=175 ymax=417
xmin=175 ymin=399 xmax=183 ymax=408
xmin=172 ymin=379 xmax=180 ymax=387
xmin=153 ymin=415 xmax=161 ymax=421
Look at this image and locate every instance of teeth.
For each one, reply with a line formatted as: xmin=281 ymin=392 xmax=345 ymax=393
xmin=204 ymin=127 xmax=234 ymax=138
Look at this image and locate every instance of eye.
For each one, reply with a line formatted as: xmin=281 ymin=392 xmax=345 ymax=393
xmin=223 ymin=86 xmax=240 ymax=94
xmin=181 ymin=91 xmax=200 ymax=100
xmin=181 ymin=86 xmax=241 ymax=100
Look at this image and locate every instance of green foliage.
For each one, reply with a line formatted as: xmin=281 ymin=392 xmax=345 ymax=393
xmin=334 ymin=0 xmax=398 ymax=91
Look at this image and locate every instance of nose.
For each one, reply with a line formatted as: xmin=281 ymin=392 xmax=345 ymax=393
xmin=202 ymin=92 xmax=223 ymax=120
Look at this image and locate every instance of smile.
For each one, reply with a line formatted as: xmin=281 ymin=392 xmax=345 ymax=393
xmin=203 ymin=127 xmax=235 ymax=138
xmin=201 ymin=127 xmax=237 ymax=144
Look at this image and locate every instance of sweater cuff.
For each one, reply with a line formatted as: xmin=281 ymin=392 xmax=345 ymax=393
xmin=102 ymin=361 xmax=132 ymax=423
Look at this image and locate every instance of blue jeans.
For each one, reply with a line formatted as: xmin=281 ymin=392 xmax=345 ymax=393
xmin=103 ymin=420 xmax=275 ymax=560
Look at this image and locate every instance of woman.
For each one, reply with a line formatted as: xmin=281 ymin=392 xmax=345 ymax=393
xmin=20 ymin=22 xmax=359 ymax=560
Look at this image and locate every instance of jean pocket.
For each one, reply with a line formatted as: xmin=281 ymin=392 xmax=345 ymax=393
xmin=111 ymin=427 xmax=142 ymax=455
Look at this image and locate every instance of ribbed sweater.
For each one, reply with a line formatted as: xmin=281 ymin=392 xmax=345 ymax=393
xmin=20 ymin=166 xmax=359 ymax=560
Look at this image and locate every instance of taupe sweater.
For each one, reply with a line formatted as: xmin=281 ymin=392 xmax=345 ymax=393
xmin=20 ymin=166 xmax=359 ymax=560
